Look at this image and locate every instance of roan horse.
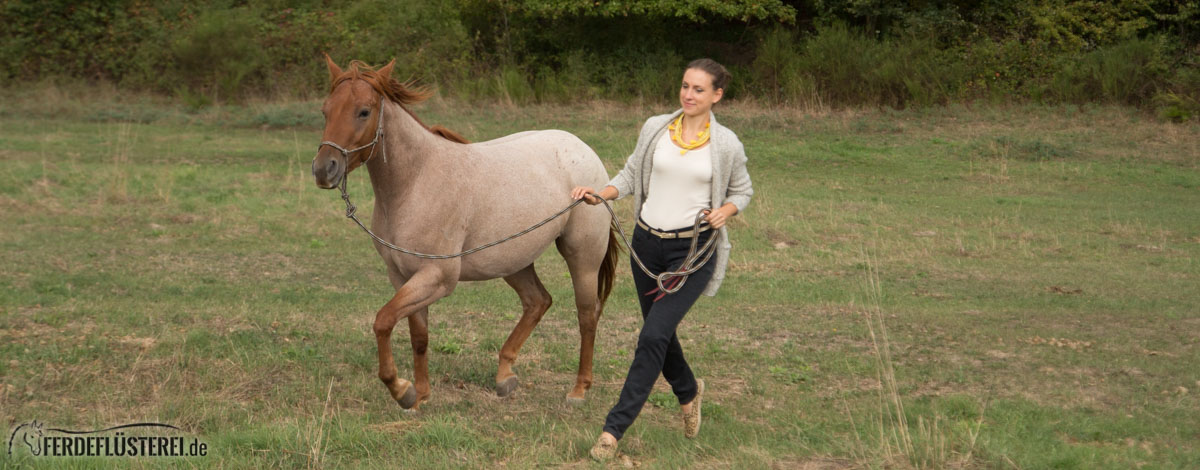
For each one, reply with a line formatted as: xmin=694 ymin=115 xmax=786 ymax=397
xmin=311 ymin=56 xmax=620 ymax=409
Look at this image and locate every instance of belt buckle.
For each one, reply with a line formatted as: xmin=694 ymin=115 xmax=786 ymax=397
xmin=639 ymin=219 xmax=697 ymax=239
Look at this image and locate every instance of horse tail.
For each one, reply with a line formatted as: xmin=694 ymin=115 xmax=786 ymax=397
xmin=598 ymin=227 xmax=622 ymax=305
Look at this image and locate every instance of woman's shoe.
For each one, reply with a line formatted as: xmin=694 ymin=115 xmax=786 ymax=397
xmin=683 ymin=379 xmax=703 ymax=438
xmin=589 ymin=433 xmax=618 ymax=461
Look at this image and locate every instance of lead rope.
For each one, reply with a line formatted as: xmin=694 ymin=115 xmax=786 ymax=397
xmin=338 ymin=177 xmax=587 ymax=259
xmin=336 ymin=179 xmax=717 ymax=296
xmin=593 ymin=196 xmax=719 ymax=298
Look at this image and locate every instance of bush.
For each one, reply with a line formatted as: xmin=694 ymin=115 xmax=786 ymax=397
xmin=342 ymin=0 xmax=471 ymax=88
xmin=169 ymin=9 xmax=267 ymax=101
xmin=530 ymin=51 xmax=583 ymax=102
xmin=794 ymin=24 xmax=880 ymax=106
xmin=1156 ymin=65 xmax=1200 ymax=121
xmin=874 ymin=34 xmax=966 ymax=107
xmin=1048 ymin=35 xmax=1171 ymax=105
xmin=960 ymin=37 xmax=1058 ymax=103
xmin=750 ymin=27 xmax=813 ymax=105
xmin=255 ymin=8 xmax=354 ymax=98
xmin=0 ymin=1 xmax=164 ymax=83
xmin=786 ymin=24 xmax=965 ymax=108
xmin=496 ymin=64 xmax=535 ymax=105
xmin=623 ymin=50 xmax=687 ymax=103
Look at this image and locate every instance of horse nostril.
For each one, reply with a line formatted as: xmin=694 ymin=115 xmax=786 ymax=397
xmin=327 ymin=159 xmax=339 ymax=174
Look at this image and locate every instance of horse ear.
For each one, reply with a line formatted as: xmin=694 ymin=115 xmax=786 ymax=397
xmin=324 ymin=53 xmax=343 ymax=84
xmin=377 ymin=58 xmax=396 ymax=80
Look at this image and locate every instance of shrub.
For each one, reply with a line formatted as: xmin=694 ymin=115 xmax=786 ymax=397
xmin=960 ymin=37 xmax=1058 ymax=104
xmin=0 ymin=1 xmax=163 ymax=83
xmin=255 ymin=8 xmax=355 ymax=98
xmin=750 ymin=27 xmax=809 ymax=105
xmin=169 ymin=9 xmax=267 ymax=101
xmin=1048 ymin=35 xmax=1171 ymax=105
xmin=874 ymin=34 xmax=966 ymax=107
xmin=790 ymin=24 xmax=964 ymax=108
xmin=796 ymin=24 xmax=886 ymax=106
xmin=1023 ymin=0 xmax=1157 ymax=51
xmin=625 ymin=50 xmax=687 ymax=103
xmin=496 ymin=64 xmax=535 ymax=105
xmin=532 ymin=50 xmax=598 ymax=102
xmin=342 ymin=0 xmax=471 ymax=88
xmin=1155 ymin=64 xmax=1200 ymax=121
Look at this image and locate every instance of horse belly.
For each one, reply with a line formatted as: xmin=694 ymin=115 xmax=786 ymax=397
xmin=456 ymin=219 xmax=565 ymax=281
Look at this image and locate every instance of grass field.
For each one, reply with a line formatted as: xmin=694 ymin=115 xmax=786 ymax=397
xmin=1 ymin=88 xmax=1198 ymax=468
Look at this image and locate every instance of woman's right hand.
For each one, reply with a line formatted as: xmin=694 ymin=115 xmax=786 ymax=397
xmin=571 ymin=186 xmax=603 ymax=205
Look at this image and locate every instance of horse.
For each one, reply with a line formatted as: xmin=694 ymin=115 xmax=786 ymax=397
xmin=311 ymin=56 xmax=621 ymax=409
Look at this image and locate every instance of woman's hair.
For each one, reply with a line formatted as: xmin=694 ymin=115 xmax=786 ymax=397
xmin=686 ymin=58 xmax=731 ymax=91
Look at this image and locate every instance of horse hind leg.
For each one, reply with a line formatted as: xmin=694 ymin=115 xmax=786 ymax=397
xmin=496 ymin=264 xmax=553 ymax=397
xmin=564 ymin=267 xmax=601 ymax=406
xmin=408 ymin=307 xmax=432 ymax=406
xmin=557 ymin=230 xmax=612 ymax=406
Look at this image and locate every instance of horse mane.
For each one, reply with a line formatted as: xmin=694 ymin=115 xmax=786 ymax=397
xmin=331 ymin=60 xmax=469 ymax=144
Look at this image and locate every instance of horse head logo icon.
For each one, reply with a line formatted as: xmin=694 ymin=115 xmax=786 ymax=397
xmin=7 ymin=420 xmax=43 ymax=456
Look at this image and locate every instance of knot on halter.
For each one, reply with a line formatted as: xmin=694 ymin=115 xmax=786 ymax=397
xmin=339 ymin=177 xmax=358 ymax=219
xmin=318 ymin=102 xmax=387 ymax=164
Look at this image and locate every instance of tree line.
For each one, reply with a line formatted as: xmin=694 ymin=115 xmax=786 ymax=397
xmin=2 ymin=0 xmax=1196 ymax=118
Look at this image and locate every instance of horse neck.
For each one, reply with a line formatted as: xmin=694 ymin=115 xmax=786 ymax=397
xmin=364 ymin=101 xmax=450 ymax=203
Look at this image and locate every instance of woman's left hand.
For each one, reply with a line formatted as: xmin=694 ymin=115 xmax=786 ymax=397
xmin=704 ymin=207 xmax=730 ymax=229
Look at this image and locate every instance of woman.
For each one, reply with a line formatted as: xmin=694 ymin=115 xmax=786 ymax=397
xmin=570 ymin=58 xmax=753 ymax=461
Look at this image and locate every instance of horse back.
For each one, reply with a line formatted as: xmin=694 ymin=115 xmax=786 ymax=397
xmin=468 ymin=129 xmax=607 ymax=188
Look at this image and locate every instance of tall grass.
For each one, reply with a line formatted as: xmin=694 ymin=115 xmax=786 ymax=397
xmin=1049 ymin=36 xmax=1171 ymax=105
xmin=496 ymin=65 xmax=536 ymax=106
xmin=170 ymin=9 xmax=265 ymax=102
xmin=303 ymin=378 xmax=335 ymax=469
xmin=1156 ymin=64 xmax=1200 ymax=122
xmin=750 ymin=25 xmax=965 ymax=108
xmin=847 ymin=247 xmax=986 ymax=468
xmin=749 ymin=27 xmax=822 ymax=108
xmin=743 ymin=26 xmax=1197 ymax=119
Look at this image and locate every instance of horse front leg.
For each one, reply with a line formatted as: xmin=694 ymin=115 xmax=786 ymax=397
xmin=373 ymin=270 xmax=451 ymax=409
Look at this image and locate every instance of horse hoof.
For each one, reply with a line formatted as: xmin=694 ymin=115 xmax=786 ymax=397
xmin=565 ymin=395 xmax=586 ymax=407
xmin=496 ymin=375 xmax=519 ymax=397
xmin=398 ymin=384 xmax=419 ymax=409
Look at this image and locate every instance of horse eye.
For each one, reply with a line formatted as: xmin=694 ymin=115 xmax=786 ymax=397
xmin=358 ymin=109 xmax=370 ymax=118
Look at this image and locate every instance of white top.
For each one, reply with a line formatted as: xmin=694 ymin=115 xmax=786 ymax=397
xmin=640 ymin=130 xmax=713 ymax=230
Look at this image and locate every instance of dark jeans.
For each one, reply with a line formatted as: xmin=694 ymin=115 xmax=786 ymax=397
xmin=602 ymin=222 xmax=715 ymax=441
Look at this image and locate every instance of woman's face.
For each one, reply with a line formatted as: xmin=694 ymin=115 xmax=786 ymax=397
xmin=679 ymin=68 xmax=723 ymax=118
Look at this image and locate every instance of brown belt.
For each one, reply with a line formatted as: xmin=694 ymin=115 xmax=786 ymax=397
xmin=636 ymin=219 xmax=711 ymax=239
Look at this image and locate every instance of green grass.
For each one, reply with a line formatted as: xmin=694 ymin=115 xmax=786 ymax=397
xmin=1 ymin=91 xmax=1198 ymax=468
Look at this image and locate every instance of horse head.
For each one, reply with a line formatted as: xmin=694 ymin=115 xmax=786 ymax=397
xmin=24 ymin=421 xmax=42 ymax=456
xmin=312 ymin=54 xmax=398 ymax=189
xmin=9 ymin=421 xmax=43 ymax=456
xmin=313 ymin=55 xmax=469 ymax=189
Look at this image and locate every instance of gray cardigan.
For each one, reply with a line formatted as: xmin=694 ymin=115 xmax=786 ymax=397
xmin=607 ymin=109 xmax=754 ymax=296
